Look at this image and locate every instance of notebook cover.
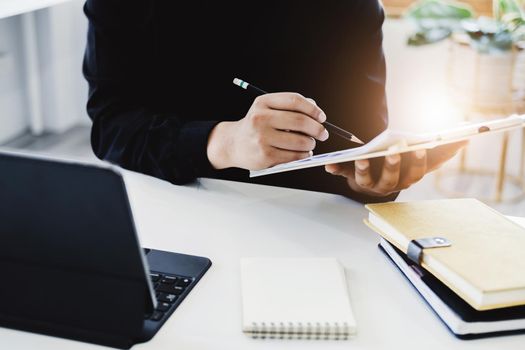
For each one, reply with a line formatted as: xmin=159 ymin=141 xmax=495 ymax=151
xmin=240 ymin=258 xmax=356 ymax=339
xmin=365 ymin=199 xmax=525 ymax=310
xmin=378 ymin=242 xmax=525 ymax=340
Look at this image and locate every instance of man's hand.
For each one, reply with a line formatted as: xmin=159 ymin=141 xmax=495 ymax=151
xmin=325 ymin=142 xmax=467 ymax=197
xmin=207 ymin=93 xmax=329 ymax=170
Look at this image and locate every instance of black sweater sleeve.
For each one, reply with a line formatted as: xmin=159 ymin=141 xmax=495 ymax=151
xmin=83 ymin=0 xmax=219 ymax=185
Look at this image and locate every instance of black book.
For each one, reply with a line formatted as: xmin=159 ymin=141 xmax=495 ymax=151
xmin=378 ymin=238 xmax=525 ymax=339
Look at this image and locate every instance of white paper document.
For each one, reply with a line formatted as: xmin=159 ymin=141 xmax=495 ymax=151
xmin=250 ymin=114 xmax=525 ymax=177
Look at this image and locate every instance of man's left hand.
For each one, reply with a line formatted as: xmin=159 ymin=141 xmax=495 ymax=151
xmin=325 ymin=141 xmax=467 ymax=197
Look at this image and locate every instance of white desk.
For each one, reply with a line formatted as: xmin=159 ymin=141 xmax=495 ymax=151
xmin=2 ymin=171 xmax=524 ymax=349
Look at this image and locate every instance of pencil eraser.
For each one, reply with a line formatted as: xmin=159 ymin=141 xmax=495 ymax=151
xmin=233 ymin=78 xmax=242 ymax=86
xmin=233 ymin=78 xmax=247 ymax=89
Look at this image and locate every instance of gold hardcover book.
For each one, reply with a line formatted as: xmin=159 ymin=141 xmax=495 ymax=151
xmin=365 ymin=198 xmax=525 ymax=311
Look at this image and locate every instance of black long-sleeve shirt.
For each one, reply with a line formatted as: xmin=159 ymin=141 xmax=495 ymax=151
xmin=83 ymin=0 xmax=393 ymax=202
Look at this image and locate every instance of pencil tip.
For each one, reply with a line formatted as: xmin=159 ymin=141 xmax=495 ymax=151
xmin=353 ymin=136 xmax=365 ymax=145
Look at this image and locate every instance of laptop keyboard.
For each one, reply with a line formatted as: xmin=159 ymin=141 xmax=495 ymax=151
xmin=145 ymin=272 xmax=193 ymax=322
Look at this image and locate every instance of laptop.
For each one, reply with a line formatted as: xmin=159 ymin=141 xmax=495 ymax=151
xmin=0 ymin=150 xmax=211 ymax=349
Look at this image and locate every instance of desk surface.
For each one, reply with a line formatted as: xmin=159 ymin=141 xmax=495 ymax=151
xmin=0 ymin=0 xmax=72 ymax=19
xmin=2 ymin=171 xmax=524 ymax=349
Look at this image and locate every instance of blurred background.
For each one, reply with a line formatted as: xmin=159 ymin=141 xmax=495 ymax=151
xmin=0 ymin=0 xmax=523 ymax=215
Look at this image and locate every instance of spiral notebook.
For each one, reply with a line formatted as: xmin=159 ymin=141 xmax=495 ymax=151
xmin=240 ymin=258 xmax=356 ymax=340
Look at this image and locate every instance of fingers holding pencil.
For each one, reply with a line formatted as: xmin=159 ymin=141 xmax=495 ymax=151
xmin=207 ymin=91 xmax=329 ymax=170
xmin=206 ymin=78 xmax=363 ymax=171
xmin=233 ymin=78 xmax=364 ymax=144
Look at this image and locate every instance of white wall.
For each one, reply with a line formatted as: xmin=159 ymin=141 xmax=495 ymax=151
xmin=0 ymin=16 xmax=30 ymax=143
xmin=383 ymin=19 xmax=462 ymax=132
xmin=37 ymin=0 xmax=89 ymax=132
xmin=0 ymin=0 xmax=88 ymax=144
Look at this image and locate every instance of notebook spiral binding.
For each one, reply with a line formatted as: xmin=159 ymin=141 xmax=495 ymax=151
xmin=248 ymin=321 xmax=351 ymax=340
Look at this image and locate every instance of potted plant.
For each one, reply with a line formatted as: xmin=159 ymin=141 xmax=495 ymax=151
xmin=405 ymin=0 xmax=525 ymax=114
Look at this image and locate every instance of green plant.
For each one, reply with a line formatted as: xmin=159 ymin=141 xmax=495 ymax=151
xmin=406 ymin=0 xmax=525 ymax=52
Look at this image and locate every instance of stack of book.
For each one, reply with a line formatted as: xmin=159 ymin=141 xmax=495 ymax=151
xmin=364 ymin=198 xmax=525 ymax=339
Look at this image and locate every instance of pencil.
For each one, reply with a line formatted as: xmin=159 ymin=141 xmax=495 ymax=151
xmin=233 ymin=78 xmax=364 ymax=144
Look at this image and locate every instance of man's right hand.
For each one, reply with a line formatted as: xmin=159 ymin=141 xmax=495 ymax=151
xmin=207 ymin=93 xmax=329 ymax=170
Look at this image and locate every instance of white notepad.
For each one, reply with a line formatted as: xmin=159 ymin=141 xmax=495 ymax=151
xmin=240 ymin=258 xmax=356 ymax=340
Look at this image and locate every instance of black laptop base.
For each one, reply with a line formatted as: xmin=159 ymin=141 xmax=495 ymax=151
xmin=140 ymin=249 xmax=211 ymax=343
xmin=0 ymin=249 xmax=210 ymax=349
